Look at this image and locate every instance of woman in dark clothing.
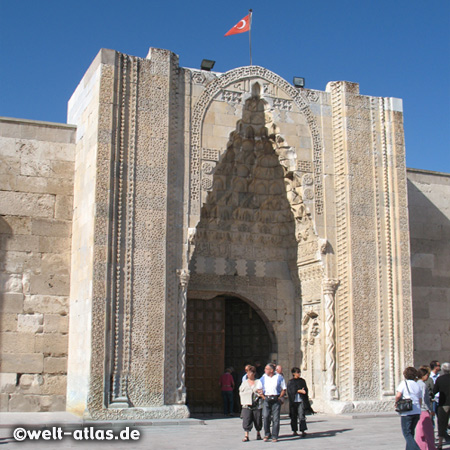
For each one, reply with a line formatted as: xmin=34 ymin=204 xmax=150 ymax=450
xmin=287 ymin=367 xmax=313 ymax=437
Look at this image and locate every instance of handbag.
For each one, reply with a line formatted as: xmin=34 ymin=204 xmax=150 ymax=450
xmin=395 ymin=380 xmax=413 ymax=412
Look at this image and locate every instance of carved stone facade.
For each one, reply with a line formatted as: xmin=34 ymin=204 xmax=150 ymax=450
xmin=3 ymin=46 xmax=447 ymax=415
xmin=62 ymin=47 xmax=413 ymax=417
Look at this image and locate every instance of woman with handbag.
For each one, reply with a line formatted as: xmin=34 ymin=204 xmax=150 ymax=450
xmin=239 ymin=365 xmax=263 ymax=442
xmin=395 ymin=367 xmax=423 ymax=450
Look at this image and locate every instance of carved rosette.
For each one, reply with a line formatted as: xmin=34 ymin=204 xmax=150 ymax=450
xmin=176 ymin=269 xmax=190 ymax=403
xmin=323 ymin=278 xmax=339 ymax=400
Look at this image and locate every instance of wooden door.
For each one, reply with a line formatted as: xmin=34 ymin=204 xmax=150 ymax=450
xmin=186 ymin=297 xmax=225 ymax=413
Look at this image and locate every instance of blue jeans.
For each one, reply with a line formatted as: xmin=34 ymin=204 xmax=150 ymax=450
xmin=400 ymin=414 xmax=420 ymax=450
xmin=222 ymin=391 xmax=233 ymax=415
xmin=263 ymin=398 xmax=281 ymax=440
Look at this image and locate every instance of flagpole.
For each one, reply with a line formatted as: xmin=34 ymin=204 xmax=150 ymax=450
xmin=249 ymin=9 xmax=253 ymax=65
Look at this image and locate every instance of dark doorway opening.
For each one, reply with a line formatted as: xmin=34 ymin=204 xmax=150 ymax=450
xmin=186 ymin=295 xmax=272 ymax=414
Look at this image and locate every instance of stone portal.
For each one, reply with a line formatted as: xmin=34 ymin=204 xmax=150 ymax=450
xmin=62 ymin=48 xmax=413 ymax=418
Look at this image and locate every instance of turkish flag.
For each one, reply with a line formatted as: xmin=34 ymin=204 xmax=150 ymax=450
xmin=225 ymin=13 xmax=251 ymax=36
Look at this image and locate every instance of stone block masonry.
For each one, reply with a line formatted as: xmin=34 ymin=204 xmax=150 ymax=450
xmin=0 ymin=117 xmax=76 ymax=411
xmin=407 ymin=169 xmax=450 ymax=365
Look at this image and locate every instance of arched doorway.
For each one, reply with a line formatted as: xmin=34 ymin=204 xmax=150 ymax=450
xmin=185 ymin=295 xmax=273 ymax=414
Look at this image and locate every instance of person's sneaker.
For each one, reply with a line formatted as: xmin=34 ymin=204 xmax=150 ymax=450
xmin=292 ymin=431 xmax=298 ymax=436
xmin=272 ymin=438 xmax=278 ymax=442
xmin=301 ymin=432 xmax=307 ymax=438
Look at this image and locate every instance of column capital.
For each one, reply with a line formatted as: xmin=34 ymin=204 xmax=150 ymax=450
xmin=323 ymin=278 xmax=339 ymax=295
xmin=177 ymin=269 xmax=190 ymax=288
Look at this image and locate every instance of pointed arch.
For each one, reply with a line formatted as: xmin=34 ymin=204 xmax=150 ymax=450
xmin=189 ymin=65 xmax=324 ymax=217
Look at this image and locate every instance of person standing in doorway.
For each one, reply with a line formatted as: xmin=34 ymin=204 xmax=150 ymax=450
xmin=260 ymin=363 xmax=286 ymax=442
xmin=255 ymin=361 xmax=264 ymax=378
xmin=219 ymin=368 xmax=235 ymax=416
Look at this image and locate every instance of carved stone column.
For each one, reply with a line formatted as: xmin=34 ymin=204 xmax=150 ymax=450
xmin=323 ymin=278 xmax=339 ymax=400
xmin=176 ymin=269 xmax=190 ymax=404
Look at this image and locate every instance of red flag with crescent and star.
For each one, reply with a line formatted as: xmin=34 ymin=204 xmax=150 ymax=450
xmin=225 ymin=13 xmax=251 ymax=36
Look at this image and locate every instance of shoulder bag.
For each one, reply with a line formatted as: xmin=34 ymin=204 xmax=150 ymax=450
xmin=395 ymin=380 xmax=413 ymax=412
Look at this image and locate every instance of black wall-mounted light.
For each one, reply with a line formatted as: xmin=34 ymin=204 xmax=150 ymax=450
xmin=293 ymin=77 xmax=305 ymax=88
xmin=201 ymin=59 xmax=216 ymax=71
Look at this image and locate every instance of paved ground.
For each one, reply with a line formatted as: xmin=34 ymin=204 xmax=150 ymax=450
xmin=0 ymin=412 xmax=448 ymax=449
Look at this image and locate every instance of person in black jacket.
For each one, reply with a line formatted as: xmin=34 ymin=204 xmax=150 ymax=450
xmin=287 ymin=367 xmax=313 ymax=437
xmin=433 ymin=362 xmax=450 ymax=449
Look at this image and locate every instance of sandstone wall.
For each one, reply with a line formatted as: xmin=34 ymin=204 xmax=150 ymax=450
xmin=408 ymin=168 xmax=450 ymax=365
xmin=0 ymin=117 xmax=75 ymax=411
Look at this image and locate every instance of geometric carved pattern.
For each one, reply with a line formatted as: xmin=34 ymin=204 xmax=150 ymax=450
xmin=305 ymin=90 xmax=320 ymax=103
xmin=378 ymin=97 xmax=396 ymax=395
xmin=165 ymin=53 xmax=184 ymax=405
xmin=108 ymin=54 xmax=139 ymax=407
xmin=86 ymin=50 xmax=189 ymax=419
xmin=202 ymin=148 xmax=220 ymax=161
xmin=297 ymin=160 xmax=312 ymax=173
xmin=330 ymin=81 xmax=351 ymax=401
xmin=190 ymin=66 xmax=324 ymax=216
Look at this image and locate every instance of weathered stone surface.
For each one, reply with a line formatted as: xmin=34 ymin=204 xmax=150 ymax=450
xmin=0 ymin=216 xmax=31 ymax=235
xmin=8 ymin=394 xmax=42 ymax=412
xmin=0 ymin=393 xmax=9 ymax=411
xmin=0 ymin=118 xmax=74 ymax=412
xmin=0 ymin=372 xmax=17 ymax=393
xmin=0 ymin=250 xmax=41 ymax=273
xmin=0 ymin=293 xmax=24 ymax=313
xmin=38 ymin=236 xmax=71 ymax=254
xmin=43 ymin=314 xmax=68 ymax=333
xmin=17 ymin=313 xmax=44 ymax=333
xmin=0 ymin=191 xmax=55 ymax=218
xmin=23 ymin=295 xmax=69 ymax=314
xmin=39 ymin=395 xmax=66 ymax=411
xmin=0 ymin=313 xmax=17 ymax=332
xmin=0 ymin=273 xmax=23 ymax=293
xmin=44 ymin=356 xmax=67 ymax=374
xmin=35 ymin=333 xmax=68 ymax=357
xmin=18 ymin=374 xmax=66 ymax=395
xmin=19 ymin=374 xmax=44 ymax=392
xmin=0 ymin=332 xmax=35 ymax=353
xmin=31 ymin=218 xmax=71 ymax=237
xmin=408 ymin=169 xmax=450 ymax=365
xmin=0 ymin=353 xmax=43 ymax=373
xmin=54 ymin=195 xmax=73 ymax=220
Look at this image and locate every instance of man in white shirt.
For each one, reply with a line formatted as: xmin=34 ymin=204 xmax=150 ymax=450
xmin=260 ymin=363 xmax=286 ymax=442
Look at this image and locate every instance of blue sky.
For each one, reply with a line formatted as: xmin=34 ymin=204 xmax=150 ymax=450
xmin=1 ymin=0 xmax=449 ymax=172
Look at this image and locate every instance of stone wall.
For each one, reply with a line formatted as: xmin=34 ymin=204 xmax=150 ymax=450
xmin=408 ymin=168 xmax=450 ymax=365
xmin=0 ymin=117 xmax=75 ymax=411
xmin=65 ymin=48 xmax=105 ymax=417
